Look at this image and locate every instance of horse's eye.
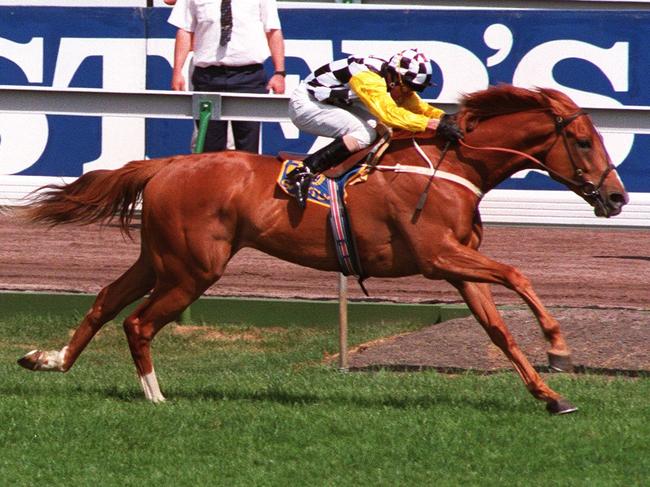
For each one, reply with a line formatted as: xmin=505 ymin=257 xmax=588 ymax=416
xmin=576 ymin=139 xmax=591 ymax=150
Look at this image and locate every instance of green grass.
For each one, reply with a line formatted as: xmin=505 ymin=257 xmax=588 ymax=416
xmin=1 ymin=310 xmax=649 ymax=486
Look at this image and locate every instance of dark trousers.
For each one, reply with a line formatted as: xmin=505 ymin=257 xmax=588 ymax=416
xmin=192 ymin=64 xmax=267 ymax=153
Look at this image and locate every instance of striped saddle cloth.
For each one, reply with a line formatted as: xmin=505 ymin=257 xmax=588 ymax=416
xmin=277 ymin=160 xmax=368 ymax=294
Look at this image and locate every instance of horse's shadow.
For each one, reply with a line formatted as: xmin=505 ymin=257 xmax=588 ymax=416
xmin=2 ymin=373 xmax=529 ymax=412
xmin=98 ymin=382 xmax=514 ymax=412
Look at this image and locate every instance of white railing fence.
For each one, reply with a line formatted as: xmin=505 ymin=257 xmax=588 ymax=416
xmin=0 ymin=85 xmax=649 ymax=227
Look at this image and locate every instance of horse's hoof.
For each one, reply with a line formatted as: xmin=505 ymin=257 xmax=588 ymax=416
xmin=17 ymin=347 xmax=67 ymax=372
xmin=17 ymin=350 xmax=42 ymax=370
xmin=547 ymin=351 xmax=573 ymax=372
xmin=546 ymin=397 xmax=578 ymax=415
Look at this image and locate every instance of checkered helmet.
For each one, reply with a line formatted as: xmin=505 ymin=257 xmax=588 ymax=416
xmin=387 ymin=48 xmax=432 ymax=92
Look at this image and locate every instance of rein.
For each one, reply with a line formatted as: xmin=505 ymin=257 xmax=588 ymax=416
xmin=365 ymin=108 xmax=614 ymax=217
xmin=459 ymin=110 xmax=614 ymax=202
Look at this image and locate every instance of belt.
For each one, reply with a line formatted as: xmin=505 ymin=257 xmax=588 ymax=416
xmin=195 ymin=63 xmax=263 ymax=74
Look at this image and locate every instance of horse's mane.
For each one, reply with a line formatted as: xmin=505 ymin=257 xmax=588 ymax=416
xmin=458 ymin=84 xmax=579 ymax=126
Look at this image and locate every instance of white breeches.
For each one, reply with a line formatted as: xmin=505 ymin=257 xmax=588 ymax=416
xmin=288 ymin=83 xmax=377 ymax=149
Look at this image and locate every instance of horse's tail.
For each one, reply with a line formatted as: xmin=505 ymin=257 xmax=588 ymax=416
xmin=24 ymin=158 xmax=170 ymax=237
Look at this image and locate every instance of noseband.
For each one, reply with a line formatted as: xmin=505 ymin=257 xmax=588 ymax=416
xmin=552 ymin=111 xmax=614 ymax=201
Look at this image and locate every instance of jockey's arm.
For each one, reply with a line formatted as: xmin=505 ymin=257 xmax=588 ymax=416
xmin=349 ymin=71 xmax=444 ymax=132
xmin=400 ymin=91 xmax=445 ymax=120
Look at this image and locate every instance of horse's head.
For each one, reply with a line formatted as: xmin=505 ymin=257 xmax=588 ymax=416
xmin=539 ymin=89 xmax=628 ymax=217
xmin=460 ymin=86 xmax=628 ymax=218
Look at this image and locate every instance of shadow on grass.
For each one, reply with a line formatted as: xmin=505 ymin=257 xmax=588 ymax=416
xmin=95 ymin=382 xmax=516 ymax=412
xmin=0 ymin=378 xmax=514 ymax=412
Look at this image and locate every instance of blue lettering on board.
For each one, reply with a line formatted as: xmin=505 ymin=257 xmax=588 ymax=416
xmin=0 ymin=6 xmax=648 ymax=192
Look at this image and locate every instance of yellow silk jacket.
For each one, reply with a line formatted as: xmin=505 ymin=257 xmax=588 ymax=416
xmin=349 ymin=70 xmax=444 ymax=132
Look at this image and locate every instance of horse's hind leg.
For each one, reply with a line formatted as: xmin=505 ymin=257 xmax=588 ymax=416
xmin=120 ymin=208 xmax=236 ymax=401
xmin=121 ymin=278 xmax=212 ymax=403
xmin=18 ymin=254 xmax=155 ymax=372
xmin=452 ymin=280 xmax=577 ymax=414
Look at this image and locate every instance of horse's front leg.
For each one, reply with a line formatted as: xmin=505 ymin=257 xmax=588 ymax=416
xmin=451 ymin=280 xmax=577 ymax=414
xmin=506 ymin=274 xmax=572 ymax=371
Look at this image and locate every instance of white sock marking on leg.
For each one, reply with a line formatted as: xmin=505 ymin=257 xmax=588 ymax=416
xmin=139 ymin=370 xmax=165 ymax=403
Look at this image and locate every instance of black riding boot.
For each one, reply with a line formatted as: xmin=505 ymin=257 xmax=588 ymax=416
xmin=289 ymin=137 xmax=353 ymax=208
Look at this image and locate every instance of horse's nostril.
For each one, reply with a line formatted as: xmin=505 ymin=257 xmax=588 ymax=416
xmin=609 ymin=192 xmax=628 ymax=207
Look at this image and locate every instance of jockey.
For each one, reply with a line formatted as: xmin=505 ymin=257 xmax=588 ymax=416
xmin=287 ymin=48 xmax=463 ymax=208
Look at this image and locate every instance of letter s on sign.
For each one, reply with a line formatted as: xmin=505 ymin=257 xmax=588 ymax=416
xmin=513 ymin=40 xmax=633 ymax=167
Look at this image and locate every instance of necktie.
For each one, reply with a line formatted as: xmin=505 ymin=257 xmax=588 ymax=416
xmin=220 ymin=0 xmax=232 ymax=47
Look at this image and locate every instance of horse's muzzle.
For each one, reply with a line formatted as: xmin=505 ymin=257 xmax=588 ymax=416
xmin=579 ymin=167 xmax=629 ymax=218
xmin=590 ymin=188 xmax=628 ymax=218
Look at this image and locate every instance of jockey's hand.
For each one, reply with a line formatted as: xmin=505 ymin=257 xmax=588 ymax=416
xmin=436 ymin=114 xmax=464 ymax=143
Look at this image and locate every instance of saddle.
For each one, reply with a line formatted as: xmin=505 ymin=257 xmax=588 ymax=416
xmin=277 ymin=124 xmax=393 ymax=178
xmin=279 ymin=145 xmax=372 ymax=179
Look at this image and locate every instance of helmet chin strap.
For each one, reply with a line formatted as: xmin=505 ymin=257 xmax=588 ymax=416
xmin=385 ymin=70 xmax=398 ymax=91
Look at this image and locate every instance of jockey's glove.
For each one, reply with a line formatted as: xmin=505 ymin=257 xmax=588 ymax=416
xmin=437 ymin=114 xmax=464 ymax=143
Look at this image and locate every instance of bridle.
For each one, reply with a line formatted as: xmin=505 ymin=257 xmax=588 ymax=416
xmin=459 ymin=109 xmax=615 ymax=210
xmin=549 ymin=110 xmax=614 ymax=199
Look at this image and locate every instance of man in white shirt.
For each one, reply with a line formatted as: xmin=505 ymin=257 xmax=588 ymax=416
xmin=169 ymin=0 xmax=286 ymax=153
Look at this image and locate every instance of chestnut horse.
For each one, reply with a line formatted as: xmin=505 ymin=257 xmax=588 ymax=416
xmin=18 ymin=85 xmax=628 ymax=414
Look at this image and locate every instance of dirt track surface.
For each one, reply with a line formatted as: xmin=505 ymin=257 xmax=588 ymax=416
xmin=1 ymin=213 xmax=649 ymax=372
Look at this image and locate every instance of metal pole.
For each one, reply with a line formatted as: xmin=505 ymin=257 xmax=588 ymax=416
xmin=193 ymin=100 xmax=213 ymax=154
xmin=338 ymin=273 xmax=349 ymax=371
xmin=178 ymin=99 xmax=213 ymax=324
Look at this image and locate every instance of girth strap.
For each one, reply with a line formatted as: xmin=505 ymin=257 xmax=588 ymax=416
xmin=327 ymin=178 xmax=369 ymax=296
